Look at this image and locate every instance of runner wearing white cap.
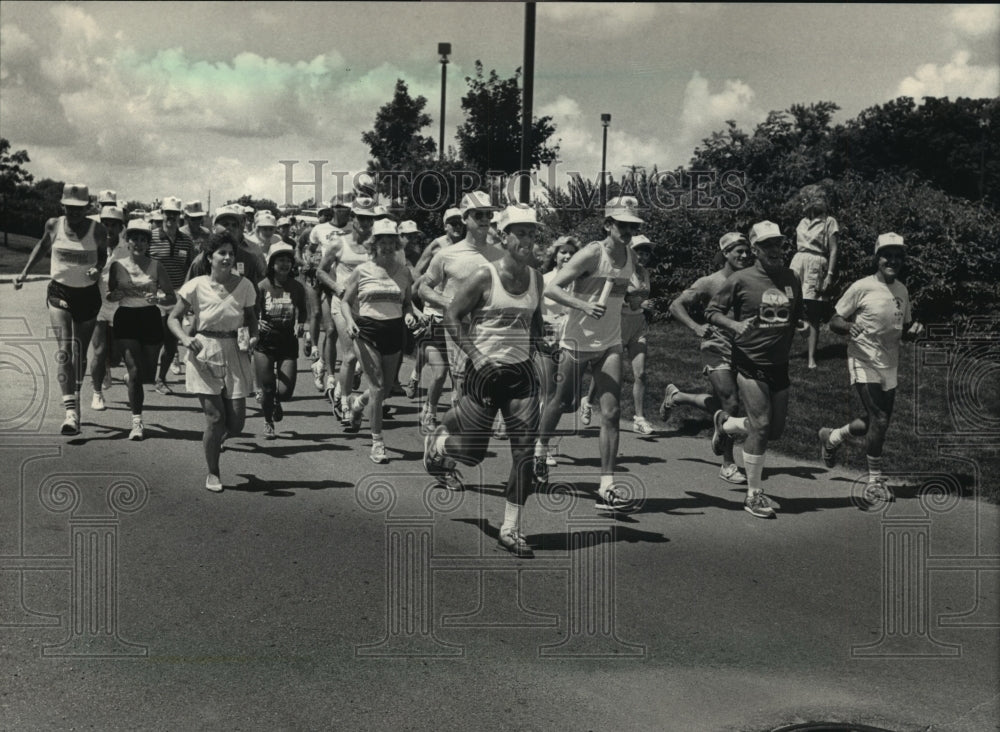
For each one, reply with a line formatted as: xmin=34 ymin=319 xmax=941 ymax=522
xmin=662 ymin=231 xmax=753 ymax=485
xmin=704 ymin=220 xmax=804 ymax=518
xmin=255 ymin=244 xmax=308 ymax=440
xmin=580 ymin=233 xmax=656 ymax=435
xmin=108 ymin=219 xmax=177 ymax=440
xmin=417 ymin=192 xmax=503 ymax=428
xmin=15 ymin=183 xmax=109 ymax=435
xmin=89 ymin=205 xmax=128 ymax=411
xmin=407 ymin=207 xmax=465 ymax=410
xmin=339 ymin=220 xmax=417 ymax=462
xmin=423 ymin=205 xmax=548 ymax=557
xmin=180 ymin=201 xmax=212 ymax=255
xmin=535 ymin=196 xmax=640 ymax=512
xmin=148 ymin=196 xmax=195 ymax=394
xmin=246 ymin=211 xmax=283 ymax=258
xmin=317 ymin=195 xmax=379 ymax=424
xmin=817 ymin=233 xmax=923 ymax=503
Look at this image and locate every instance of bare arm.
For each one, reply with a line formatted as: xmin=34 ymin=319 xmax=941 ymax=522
xmin=153 ymin=261 xmax=177 ymax=308
xmin=417 ymin=252 xmax=450 ymax=312
xmin=544 ymin=243 xmax=605 ymax=319
xmin=443 ymin=266 xmax=491 ymax=368
xmin=669 ymin=282 xmax=712 ymax=338
xmin=15 ymin=218 xmax=57 ymax=286
xmin=338 ymin=269 xmax=361 ymax=339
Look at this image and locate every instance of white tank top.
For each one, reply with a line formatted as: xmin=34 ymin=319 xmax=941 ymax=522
xmin=336 ymin=237 xmax=370 ymax=283
xmin=471 ymin=263 xmax=539 ymax=366
xmin=51 ymin=218 xmax=99 ymax=287
xmin=356 ymin=261 xmax=406 ymax=320
xmin=560 ymin=242 xmax=634 ymax=351
xmin=114 ymin=258 xmax=159 ymax=309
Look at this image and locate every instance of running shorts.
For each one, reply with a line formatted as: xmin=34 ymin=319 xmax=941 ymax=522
xmin=47 ymin=281 xmax=101 ymax=322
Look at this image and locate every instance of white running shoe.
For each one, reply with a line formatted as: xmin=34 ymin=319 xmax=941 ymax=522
xmin=91 ymin=392 xmax=107 ymax=411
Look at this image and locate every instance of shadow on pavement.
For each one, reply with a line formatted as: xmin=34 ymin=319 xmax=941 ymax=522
xmin=452 ymin=517 xmax=669 ymax=551
xmin=230 ymin=474 xmax=354 ymax=495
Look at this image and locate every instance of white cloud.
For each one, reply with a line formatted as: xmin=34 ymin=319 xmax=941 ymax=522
xmin=671 ymin=72 xmax=760 ymax=165
xmin=897 ymin=50 xmax=1000 ymax=99
xmin=0 ymin=23 xmax=34 ymax=80
xmin=539 ymin=3 xmax=659 ymax=37
xmin=949 ymin=5 xmax=1000 ymax=37
xmin=537 ymin=94 xmax=673 ymax=187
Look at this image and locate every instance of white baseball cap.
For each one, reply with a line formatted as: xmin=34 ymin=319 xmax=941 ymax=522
xmin=498 ymin=204 xmax=539 ymax=231
xmin=875 ymin=232 xmax=905 ymax=254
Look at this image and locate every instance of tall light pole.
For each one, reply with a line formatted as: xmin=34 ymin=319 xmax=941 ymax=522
xmin=438 ymin=43 xmax=451 ymax=161
xmin=519 ymin=2 xmax=536 ymax=205
xmin=600 ymin=113 xmax=611 ymax=206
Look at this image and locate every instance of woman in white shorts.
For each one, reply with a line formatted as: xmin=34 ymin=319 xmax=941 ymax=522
xmin=167 ymin=231 xmax=259 ymax=493
xmin=818 ymin=233 xmax=923 ymax=503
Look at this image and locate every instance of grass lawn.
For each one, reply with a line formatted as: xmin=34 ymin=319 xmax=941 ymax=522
xmin=633 ymin=319 xmax=1000 ymax=501
xmin=0 ymin=232 xmax=41 ymax=278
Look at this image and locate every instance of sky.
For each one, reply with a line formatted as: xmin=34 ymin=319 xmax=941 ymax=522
xmin=1 ymin=2 xmax=998 ymax=210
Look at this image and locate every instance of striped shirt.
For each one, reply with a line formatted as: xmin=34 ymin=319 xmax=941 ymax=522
xmin=148 ymin=229 xmax=194 ymax=290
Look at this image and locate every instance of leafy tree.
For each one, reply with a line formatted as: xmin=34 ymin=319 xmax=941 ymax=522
xmin=361 ymin=79 xmax=437 ymax=176
xmin=1 ymin=138 xmax=34 ymax=246
xmin=457 ymin=62 xmax=559 ymax=176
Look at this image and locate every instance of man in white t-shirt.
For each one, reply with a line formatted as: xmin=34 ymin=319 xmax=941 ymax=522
xmin=818 ymin=232 xmax=923 ymax=503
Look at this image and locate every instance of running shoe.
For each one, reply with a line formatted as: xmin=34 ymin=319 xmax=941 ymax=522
xmin=420 ymin=409 xmax=438 ymax=431
xmin=493 ymin=419 xmax=508 ymax=441
xmin=744 ymin=491 xmax=777 ymax=518
xmin=311 ymin=360 xmax=326 ymax=392
xmin=533 ymin=454 xmax=549 ymax=482
xmin=129 ymin=421 xmax=144 ymax=441
xmin=497 ymin=530 xmax=534 ymax=559
xmin=545 ymin=448 xmax=558 ymax=467
xmin=863 ymin=478 xmax=894 ymax=504
xmin=658 ymin=383 xmax=679 ymax=422
xmin=719 ymin=463 xmax=748 ymax=484
xmin=205 ymin=474 xmax=223 ymax=493
xmin=309 ymin=345 xmax=320 ymax=362
xmin=633 ymin=416 xmax=654 ymax=435
xmin=61 ymin=411 xmax=80 ymax=436
xmin=369 ymin=441 xmax=389 ymax=464
xmin=595 ymin=487 xmax=636 ymax=514
xmin=254 ymin=391 xmax=262 ymax=404
xmin=423 ymin=425 xmax=463 ymax=491
xmin=91 ymin=392 xmax=107 ymax=411
xmin=154 ymin=380 xmax=173 ymax=395
xmin=263 ymin=421 xmax=276 ymax=440
xmin=579 ymin=398 xmax=592 ymax=427
xmin=272 ymin=400 xmax=283 ymax=423
xmin=818 ymin=427 xmax=838 ymax=468
xmin=347 ymin=397 xmax=364 ymax=432
xmin=170 ymin=357 xmax=183 ymax=375
xmin=711 ymin=409 xmax=729 ymax=456
xmin=403 ymin=378 xmax=419 ymax=399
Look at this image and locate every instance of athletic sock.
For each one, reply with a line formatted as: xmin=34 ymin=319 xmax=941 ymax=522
xmin=500 ymin=501 xmax=520 ymax=535
xmin=829 ymin=425 xmax=851 ymax=447
xmin=434 ymin=428 xmax=450 ymax=456
xmin=723 ymin=416 xmax=748 ymax=436
xmin=372 ymin=432 xmax=383 ymax=443
xmin=599 ymin=474 xmax=613 ymax=494
xmin=867 ymin=455 xmax=883 ymax=482
xmin=534 ymin=440 xmax=546 ymax=457
xmin=132 ymin=414 xmax=142 ymax=423
xmin=62 ymin=395 xmax=77 ymax=412
xmin=743 ymin=451 xmax=765 ymax=495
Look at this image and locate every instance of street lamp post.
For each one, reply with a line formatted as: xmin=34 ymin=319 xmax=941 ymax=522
xmin=600 ymin=113 xmax=611 ymax=206
xmin=438 ymin=43 xmax=451 ymax=161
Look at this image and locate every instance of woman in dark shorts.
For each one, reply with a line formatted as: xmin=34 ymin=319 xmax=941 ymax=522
xmin=339 ymin=220 xmax=417 ymax=464
xmin=255 ymin=243 xmax=307 ymax=439
xmin=107 ymin=219 xmax=176 ymax=440
xmin=15 ymin=183 xmax=108 ymax=435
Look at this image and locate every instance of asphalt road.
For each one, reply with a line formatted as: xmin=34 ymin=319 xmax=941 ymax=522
xmin=2 ymin=279 xmax=998 ymax=732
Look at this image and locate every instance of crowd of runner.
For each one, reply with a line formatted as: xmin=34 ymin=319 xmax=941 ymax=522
xmin=13 ymin=181 xmax=923 ymax=554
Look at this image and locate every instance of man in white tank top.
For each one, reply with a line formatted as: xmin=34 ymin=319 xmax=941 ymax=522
xmin=535 ymin=196 xmax=641 ymax=513
xmin=424 ymin=205 xmax=546 ymax=558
